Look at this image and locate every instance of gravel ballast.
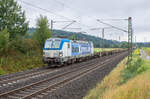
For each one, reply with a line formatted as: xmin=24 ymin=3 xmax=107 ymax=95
xmin=0 ymin=55 xmax=112 ymax=94
xmin=43 ymin=52 xmax=128 ymax=99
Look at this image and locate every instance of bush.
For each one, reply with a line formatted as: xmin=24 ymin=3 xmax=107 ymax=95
xmin=120 ymin=48 xmax=150 ymax=84
xmin=136 ymin=60 xmax=150 ymax=74
xmin=10 ymin=35 xmax=27 ymax=54
xmin=0 ymin=29 xmax=9 ymax=55
xmin=134 ymin=48 xmax=140 ymax=55
xmin=0 ymin=68 xmax=5 ymax=75
xmin=120 ymin=57 xmax=142 ymax=84
xmin=10 ymin=35 xmax=39 ymax=54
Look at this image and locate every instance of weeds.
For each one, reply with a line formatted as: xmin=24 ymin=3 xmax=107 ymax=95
xmin=120 ymin=48 xmax=149 ymax=84
xmin=120 ymin=57 xmax=142 ymax=84
xmin=0 ymin=69 xmax=5 ymax=75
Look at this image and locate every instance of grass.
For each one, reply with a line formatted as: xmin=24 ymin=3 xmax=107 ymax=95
xmin=120 ymin=54 xmax=142 ymax=84
xmin=143 ymin=47 xmax=150 ymax=56
xmin=84 ymin=48 xmax=150 ymax=99
xmin=0 ymin=37 xmax=46 ymax=75
xmin=102 ymin=71 xmax=150 ymax=99
xmin=0 ymin=50 xmax=44 ymax=75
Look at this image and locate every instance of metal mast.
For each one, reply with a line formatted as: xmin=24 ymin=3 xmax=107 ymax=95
xmin=128 ymin=17 xmax=133 ymax=62
xmin=102 ymin=28 xmax=105 ymax=51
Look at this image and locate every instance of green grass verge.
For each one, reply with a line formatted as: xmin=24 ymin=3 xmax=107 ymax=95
xmin=143 ymin=47 xmax=150 ymax=56
xmin=84 ymin=48 xmax=150 ymax=99
xmin=0 ymin=51 xmax=44 ymax=75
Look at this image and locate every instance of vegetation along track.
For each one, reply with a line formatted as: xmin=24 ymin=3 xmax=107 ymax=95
xmin=0 ymin=51 xmax=127 ymax=99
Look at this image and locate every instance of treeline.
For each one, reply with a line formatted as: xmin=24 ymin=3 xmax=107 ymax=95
xmin=28 ymin=28 xmax=130 ymax=48
xmin=136 ymin=42 xmax=150 ymax=47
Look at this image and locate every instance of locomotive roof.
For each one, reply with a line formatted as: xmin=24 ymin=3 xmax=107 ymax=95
xmin=47 ymin=38 xmax=69 ymax=41
xmin=46 ymin=38 xmax=92 ymax=43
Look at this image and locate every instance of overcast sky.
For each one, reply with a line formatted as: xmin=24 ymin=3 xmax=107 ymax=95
xmin=17 ymin=0 xmax=150 ymax=42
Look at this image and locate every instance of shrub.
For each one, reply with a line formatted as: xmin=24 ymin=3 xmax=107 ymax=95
xmin=0 ymin=69 xmax=5 ymax=75
xmin=0 ymin=29 xmax=10 ymax=55
xmin=9 ymin=35 xmax=39 ymax=54
xmin=10 ymin=35 xmax=27 ymax=54
xmin=120 ymin=57 xmax=142 ymax=84
xmin=134 ymin=48 xmax=140 ymax=55
xmin=136 ymin=60 xmax=150 ymax=74
xmin=120 ymin=48 xmax=150 ymax=84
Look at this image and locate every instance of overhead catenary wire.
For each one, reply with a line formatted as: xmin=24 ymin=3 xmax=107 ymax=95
xmin=18 ymin=0 xmax=129 ymax=42
xmin=18 ymin=0 xmax=92 ymax=29
xmin=45 ymin=0 xmax=95 ymax=28
xmin=51 ymin=0 xmax=128 ymax=30
xmin=97 ymin=19 xmax=128 ymax=32
xmin=19 ymin=0 xmax=73 ymax=21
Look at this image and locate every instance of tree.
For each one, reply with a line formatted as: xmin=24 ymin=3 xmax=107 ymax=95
xmin=0 ymin=0 xmax=28 ymax=39
xmin=33 ymin=15 xmax=51 ymax=47
xmin=120 ymin=42 xmax=128 ymax=48
xmin=70 ymin=34 xmax=76 ymax=40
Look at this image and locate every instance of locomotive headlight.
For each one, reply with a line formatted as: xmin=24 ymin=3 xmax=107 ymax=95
xmin=59 ymin=51 xmax=63 ymax=57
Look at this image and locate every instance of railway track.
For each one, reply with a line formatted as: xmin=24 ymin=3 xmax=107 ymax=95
xmin=0 ymin=69 xmax=61 ymax=87
xmin=0 ymin=55 xmax=110 ymax=96
xmin=0 ymin=57 xmax=105 ymax=98
xmin=0 ymin=51 xmax=127 ymax=99
xmin=0 ymin=57 xmax=101 ymax=90
xmin=0 ymin=67 xmax=50 ymax=81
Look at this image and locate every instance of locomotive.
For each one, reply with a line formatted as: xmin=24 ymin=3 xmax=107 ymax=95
xmin=42 ymin=38 xmax=94 ymax=66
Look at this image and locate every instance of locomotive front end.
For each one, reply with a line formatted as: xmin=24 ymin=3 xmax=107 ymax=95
xmin=42 ymin=38 xmax=63 ymax=65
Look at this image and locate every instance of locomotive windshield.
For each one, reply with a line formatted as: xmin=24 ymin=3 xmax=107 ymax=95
xmin=44 ymin=40 xmax=61 ymax=48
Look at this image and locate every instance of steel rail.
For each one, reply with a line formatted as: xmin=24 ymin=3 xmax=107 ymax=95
xmin=0 ymin=56 xmax=103 ymax=98
xmin=0 ymin=51 xmax=127 ymax=98
xmin=22 ymin=52 xmax=127 ymax=99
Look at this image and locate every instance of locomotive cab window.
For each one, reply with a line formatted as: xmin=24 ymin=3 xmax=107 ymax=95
xmin=72 ymin=46 xmax=79 ymax=53
xmin=44 ymin=40 xmax=61 ymax=48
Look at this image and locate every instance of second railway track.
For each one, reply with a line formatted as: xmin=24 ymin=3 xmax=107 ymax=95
xmin=0 ymin=51 xmax=127 ymax=99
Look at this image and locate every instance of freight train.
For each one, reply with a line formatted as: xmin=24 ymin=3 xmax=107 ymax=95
xmin=42 ymin=38 xmax=125 ymax=67
xmin=42 ymin=38 xmax=94 ymax=66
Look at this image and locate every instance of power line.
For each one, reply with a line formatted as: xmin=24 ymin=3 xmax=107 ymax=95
xmin=97 ymin=19 xmax=128 ymax=21
xmin=50 ymin=0 xmax=95 ymax=28
xmin=19 ymin=0 xmax=73 ymax=21
xmin=19 ymin=0 xmax=93 ymax=29
xmin=19 ymin=0 xmax=129 ymax=39
xmin=62 ymin=21 xmax=76 ymax=29
xmin=52 ymin=0 xmax=83 ymax=17
xmin=97 ymin=19 xmax=128 ymax=32
xmin=52 ymin=0 xmax=128 ymax=31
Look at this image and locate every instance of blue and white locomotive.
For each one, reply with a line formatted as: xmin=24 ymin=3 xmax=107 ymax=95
xmin=42 ymin=38 xmax=94 ymax=66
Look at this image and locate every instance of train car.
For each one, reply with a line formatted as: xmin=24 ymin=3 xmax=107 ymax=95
xmin=42 ymin=38 xmax=94 ymax=66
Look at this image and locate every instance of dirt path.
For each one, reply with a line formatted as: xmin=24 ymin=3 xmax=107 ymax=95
xmin=140 ymin=49 xmax=150 ymax=60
